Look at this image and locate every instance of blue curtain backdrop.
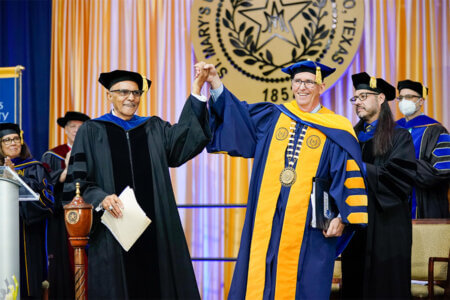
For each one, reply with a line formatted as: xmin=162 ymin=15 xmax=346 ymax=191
xmin=0 ymin=0 xmax=51 ymax=158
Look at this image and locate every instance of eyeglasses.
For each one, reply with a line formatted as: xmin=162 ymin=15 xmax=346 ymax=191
xmin=66 ymin=124 xmax=81 ymax=130
xmin=396 ymin=95 xmax=421 ymax=101
xmin=349 ymin=92 xmax=380 ymax=104
xmin=1 ymin=136 xmax=21 ymax=145
xmin=292 ymin=79 xmax=317 ymax=89
xmin=110 ymin=89 xmax=144 ymax=98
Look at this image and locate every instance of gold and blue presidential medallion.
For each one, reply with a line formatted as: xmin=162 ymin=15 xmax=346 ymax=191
xmin=280 ymin=166 xmax=297 ymax=187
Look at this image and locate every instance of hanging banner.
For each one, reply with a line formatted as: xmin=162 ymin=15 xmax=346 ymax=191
xmin=191 ymin=0 xmax=364 ymax=103
xmin=0 ymin=66 xmax=25 ymax=125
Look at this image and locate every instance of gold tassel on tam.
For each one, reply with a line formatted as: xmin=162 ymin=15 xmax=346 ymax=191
xmin=141 ymin=75 xmax=148 ymax=93
xmin=315 ymin=66 xmax=322 ymax=84
xmin=369 ymin=76 xmax=377 ymax=89
xmin=422 ymin=84 xmax=427 ymax=99
xmin=20 ymin=130 xmax=24 ymax=145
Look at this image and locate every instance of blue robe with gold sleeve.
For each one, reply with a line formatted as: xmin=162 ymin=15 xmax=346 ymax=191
xmin=397 ymin=115 xmax=450 ymax=218
xmin=207 ymin=87 xmax=368 ymax=299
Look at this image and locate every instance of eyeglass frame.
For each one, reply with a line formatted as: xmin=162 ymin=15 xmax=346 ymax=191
xmin=1 ymin=136 xmax=21 ymax=145
xmin=395 ymin=94 xmax=422 ymax=101
xmin=109 ymin=89 xmax=144 ymax=98
xmin=349 ymin=92 xmax=380 ymax=104
xmin=292 ymin=79 xmax=318 ymax=89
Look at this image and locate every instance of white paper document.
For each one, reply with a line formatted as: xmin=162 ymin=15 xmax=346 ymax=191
xmin=101 ymin=186 xmax=151 ymax=251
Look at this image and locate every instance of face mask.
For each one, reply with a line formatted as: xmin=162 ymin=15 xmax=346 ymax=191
xmin=399 ymin=99 xmax=419 ymax=116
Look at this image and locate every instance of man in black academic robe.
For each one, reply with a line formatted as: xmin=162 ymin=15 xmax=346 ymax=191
xmin=396 ymin=79 xmax=449 ymax=218
xmin=63 ymin=69 xmax=211 ymax=299
xmin=341 ymin=72 xmax=416 ymax=299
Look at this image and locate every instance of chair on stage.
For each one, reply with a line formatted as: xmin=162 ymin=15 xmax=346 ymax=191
xmin=411 ymin=219 xmax=450 ymax=299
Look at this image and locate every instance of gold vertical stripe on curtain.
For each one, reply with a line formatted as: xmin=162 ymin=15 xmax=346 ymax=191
xmin=49 ymin=0 xmax=449 ymax=299
xmin=224 ymin=156 xmax=251 ymax=295
xmin=396 ymin=0 xmax=446 ymax=122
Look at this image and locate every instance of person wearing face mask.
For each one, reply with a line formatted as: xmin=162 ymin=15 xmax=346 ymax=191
xmin=41 ymin=111 xmax=90 ymax=299
xmin=396 ymin=80 xmax=449 ymax=219
xmin=341 ymin=72 xmax=416 ymax=299
xmin=0 ymin=123 xmax=54 ymax=299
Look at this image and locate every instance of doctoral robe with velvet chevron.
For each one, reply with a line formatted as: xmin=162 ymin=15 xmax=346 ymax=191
xmin=63 ymin=96 xmax=209 ymax=300
xmin=41 ymin=144 xmax=75 ymax=299
xmin=397 ymin=115 xmax=450 ymax=218
xmin=12 ymin=158 xmax=54 ymax=298
xmin=341 ymin=126 xmax=416 ymax=299
xmin=207 ymin=87 xmax=368 ymax=300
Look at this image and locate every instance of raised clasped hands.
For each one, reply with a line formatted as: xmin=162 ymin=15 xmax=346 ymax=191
xmin=193 ymin=61 xmax=222 ymax=92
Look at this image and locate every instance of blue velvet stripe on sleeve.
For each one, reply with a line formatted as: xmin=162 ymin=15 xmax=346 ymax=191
xmin=433 ymin=133 xmax=450 ymax=170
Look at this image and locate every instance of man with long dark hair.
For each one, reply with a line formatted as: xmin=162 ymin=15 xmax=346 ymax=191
xmin=341 ymin=72 xmax=416 ymax=299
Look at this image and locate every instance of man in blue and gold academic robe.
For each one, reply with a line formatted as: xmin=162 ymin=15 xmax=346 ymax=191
xmin=396 ymin=79 xmax=449 ymax=218
xmin=199 ymin=61 xmax=368 ymax=299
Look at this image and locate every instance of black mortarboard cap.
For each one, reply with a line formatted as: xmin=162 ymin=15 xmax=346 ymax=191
xmin=98 ymin=70 xmax=152 ymax=92
xmin=281 ymin=60 xmax=336 ymax=83
xmin=0 ymin=123 xmax=21 ymax=139
xmin=352 ymin=72 xmax=396 ymax=101
xmin=397 ymin=79 xmax=428 ymax=98
xmin=57 ymin=111 xmax=91 ymax=128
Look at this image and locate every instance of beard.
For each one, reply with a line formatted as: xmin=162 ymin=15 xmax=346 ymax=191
xmin=356 ymin=105 xmax=377 ymax=122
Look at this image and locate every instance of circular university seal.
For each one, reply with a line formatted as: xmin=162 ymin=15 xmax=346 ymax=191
xmin=66 ymin=210 xmax=80 ymax=225
xmin=306 ymin=134 xmax=321 ymax=148
xmin=191 ymin=0 xmax=364 ymax=103
xmin=275 ymin=127 xmax=289 ymax=140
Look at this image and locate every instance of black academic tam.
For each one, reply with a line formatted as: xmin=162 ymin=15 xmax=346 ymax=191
xmin=63 ymin=95 xmax=210 ymax=299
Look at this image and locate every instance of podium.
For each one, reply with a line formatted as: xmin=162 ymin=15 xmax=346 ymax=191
xmin=0 ymin=166 xmax=39 ymax=300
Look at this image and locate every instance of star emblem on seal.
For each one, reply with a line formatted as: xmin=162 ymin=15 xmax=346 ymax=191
xmin=239 ymin=0 xmax=310 ymax=50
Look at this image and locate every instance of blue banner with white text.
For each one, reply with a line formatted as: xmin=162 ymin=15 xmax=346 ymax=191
xmin=0 ymin=77 xmax=19 ymax=123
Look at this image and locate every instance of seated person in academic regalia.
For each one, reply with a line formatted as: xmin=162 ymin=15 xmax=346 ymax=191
xmin=41 ymin=111 xmax=90 ymax=299
xmin=0 ymin=123 xmax=54 ymax=299
xmin=63 ymin=69 xmax=211 ymax=299
xmin=396 ymin=80 xmax=450 ymax=218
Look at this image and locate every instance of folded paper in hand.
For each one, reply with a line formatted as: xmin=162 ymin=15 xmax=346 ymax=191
xmin=101 ymin=186 xmax=151 ymax=251
xmin=310 ymin=177 xmax=338 ymax=230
